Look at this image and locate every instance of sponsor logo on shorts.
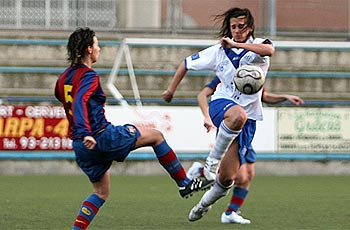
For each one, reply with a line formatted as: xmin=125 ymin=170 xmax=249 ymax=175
xmin=223 ymin=102 xmax=234 ymax=111
xmin=126 ymin=125 xmax=137 ymax=135
xmin=241 ymin=146 xmax=247 ymax=156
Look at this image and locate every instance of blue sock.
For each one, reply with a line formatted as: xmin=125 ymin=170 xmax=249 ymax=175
xmin=72 ymin=193 xmax=105 ymax=230
xmin=154 ymin=140 xmax=190 ymax=187
xmin=226 ymin=187 xmax=249 ymax=214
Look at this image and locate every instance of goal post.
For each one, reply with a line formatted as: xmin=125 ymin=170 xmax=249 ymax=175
xmin=106 ymin=37 xmax=218 ymax=108
xmin=107 ymin=41 xmax=141 ymax=108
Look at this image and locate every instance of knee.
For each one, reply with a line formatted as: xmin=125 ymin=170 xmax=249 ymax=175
xmin=153 ymin=129 xmax=165 ymax=145
xmin=235 ymin=174 xmax=248 ymax=186
xmin=247 ymin=171 xmax=255 ymax=182
xmin=224 ymin=108 xmax=247 ymax=130
xmin=234 ymin=110 xmax=247 ymax=128
xmin=235 ymin=172 xmax=254 ymax=187
xmin=219 ymin=176 xmax=235 ymax=188
xmin=245 ymin=165 xmax=255 ymax=182
xmin=140 ymin=128 xmax=165 ymax=147
xmin=155 ymin=129 xmax=164 ymax=139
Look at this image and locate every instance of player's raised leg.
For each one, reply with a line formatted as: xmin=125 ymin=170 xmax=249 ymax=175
xmin=135 ymin=127 xmax=214 ymax=198
xmin=189 ymin=140 xmax=241 ymax=221
xmin=204 ymin=103 xmax=246 ymax=180
xmin=189 ymin=179 xmax=233 ymax=221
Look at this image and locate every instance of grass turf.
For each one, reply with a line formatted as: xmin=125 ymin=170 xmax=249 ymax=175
xmin=0 ymin=174 xmax=349 ymax=230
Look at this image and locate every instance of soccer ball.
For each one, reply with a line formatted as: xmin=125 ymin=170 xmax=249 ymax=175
xmin=234 ymin=65 xmax=266 ymax=95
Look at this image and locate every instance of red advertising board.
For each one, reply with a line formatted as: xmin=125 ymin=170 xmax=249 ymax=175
xmin=0 ymin=105 xmax=72 ymax=150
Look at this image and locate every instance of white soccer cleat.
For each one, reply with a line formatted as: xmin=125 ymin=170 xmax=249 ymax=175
xmin=188 ymin=202 xmax=212 ymax=222
xmin=203 ymin=157 xmax=220 ymax=181
xmin=187 ymin=162 xmax=204 ymax=180
xmin=221 ymin=212 xmax=251 ymax=224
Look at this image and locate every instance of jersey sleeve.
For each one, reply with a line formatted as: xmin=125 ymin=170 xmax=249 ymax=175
xmin=254 ymin=37 xmax=274 ymax=47
xmin=72 ymin=70 xmax=99 ymax=137
xmin=206 ymin=76 xmax=221 ymax=90
xmin=248 ymin=38 xmax=274 ymax=74
xmin=184 ymin=44 xmax=221 ymax=71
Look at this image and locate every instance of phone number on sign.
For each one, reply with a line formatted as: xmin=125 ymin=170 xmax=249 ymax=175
xmin=2 ymin=136 xmax=73 ymax=150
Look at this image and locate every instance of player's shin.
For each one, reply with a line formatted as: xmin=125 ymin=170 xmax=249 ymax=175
xmin=204 ymin=121 xmax=240 ymax=180
xmin=226 ymin=187 xmax=249 ymax=214
xmin=153 ymin=140 xmax=190 ymax=187
xmin=72 ymin=194 xmax=105 ymax=230
xmin=200 ymin=179 xmax=233 ymax=207
xmin=208 ymin=121 xmax=240 ymax=160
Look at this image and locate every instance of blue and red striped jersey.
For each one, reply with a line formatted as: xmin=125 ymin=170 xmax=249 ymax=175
xmin=55 ymin=64 xmax=110 ymax=140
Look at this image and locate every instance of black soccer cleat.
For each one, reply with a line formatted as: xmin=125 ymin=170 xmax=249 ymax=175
xmin=179 ymin=178 xmax=214 ymax=198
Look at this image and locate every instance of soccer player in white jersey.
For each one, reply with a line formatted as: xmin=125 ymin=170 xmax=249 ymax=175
xmin=187 ymin=75 xmax=304 ymax=224
xmin=162 ymin=7 xmax=275 ymax=223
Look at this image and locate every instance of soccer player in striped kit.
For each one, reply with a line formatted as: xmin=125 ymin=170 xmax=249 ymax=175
xmin=163 ymin=7 xmax=275 ymax=223
xmin=55 ymin=27 xmax=213 ymax=230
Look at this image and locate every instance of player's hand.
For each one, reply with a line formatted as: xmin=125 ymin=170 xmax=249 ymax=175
xmin=220 ymin=37 xmax=235 ymax=48
xmin=162 ymin=89 xmax=174 ymax=102
xmin=203 ymin=116 xmax=216 ymax=133
xmin=83 ymin=136 xmax=97 ymax=149
xmin=286 ymin=95 xmax=304 ymax=106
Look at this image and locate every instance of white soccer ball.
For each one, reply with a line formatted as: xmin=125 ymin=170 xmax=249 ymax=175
xmin=234 ymin=65 xmax=266 ymax=95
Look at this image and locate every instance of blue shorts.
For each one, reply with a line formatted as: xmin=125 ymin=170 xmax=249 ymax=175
xmin=209 ymin=98 xmax=257 ymax=164
xmin=238 ymin=119 xmax=257 ymax=164
xmin=73 ymin=123 xmax=141 ymax=182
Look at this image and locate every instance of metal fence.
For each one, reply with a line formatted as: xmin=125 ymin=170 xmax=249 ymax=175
xmin=0 ymin=0 xmax=117 ymax=30
xmin=0 ymin=0 xmax=349 ymax=39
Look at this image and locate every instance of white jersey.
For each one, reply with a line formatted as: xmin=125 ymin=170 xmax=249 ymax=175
xmin=185 ymin=36 xmax=273 ymax=121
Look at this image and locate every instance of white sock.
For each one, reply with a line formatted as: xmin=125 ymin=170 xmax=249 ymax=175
xmin=208 ymin=121 xmax=240 ymax=160
xmin=200 ymin=179 xmax=234 ymax=207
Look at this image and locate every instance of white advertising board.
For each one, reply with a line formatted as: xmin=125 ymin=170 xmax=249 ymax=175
xmin=105 ymin=106 xmax=216 ymax=153
xmin=105 ymin=105 xmax=276 ymax=153
xmin=277 ymin=108 xmax=350 ymax=152
xmin=104 ymin=106 xmax=350 ymax=154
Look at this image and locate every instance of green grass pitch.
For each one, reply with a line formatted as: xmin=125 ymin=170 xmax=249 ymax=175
xmin=0 ymin=174 xmax=349 ymax=230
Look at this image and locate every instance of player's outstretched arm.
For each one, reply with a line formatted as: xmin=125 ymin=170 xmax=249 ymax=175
xmin=283 ymin=94 xmax=305 ymax=106
xmin=262 ymin=91 xmax=304 ymax=106
xmin=197 ymin=86 xmax=215 ymax=132
xmin=162 ymin=61 xmax=188 ymax=102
